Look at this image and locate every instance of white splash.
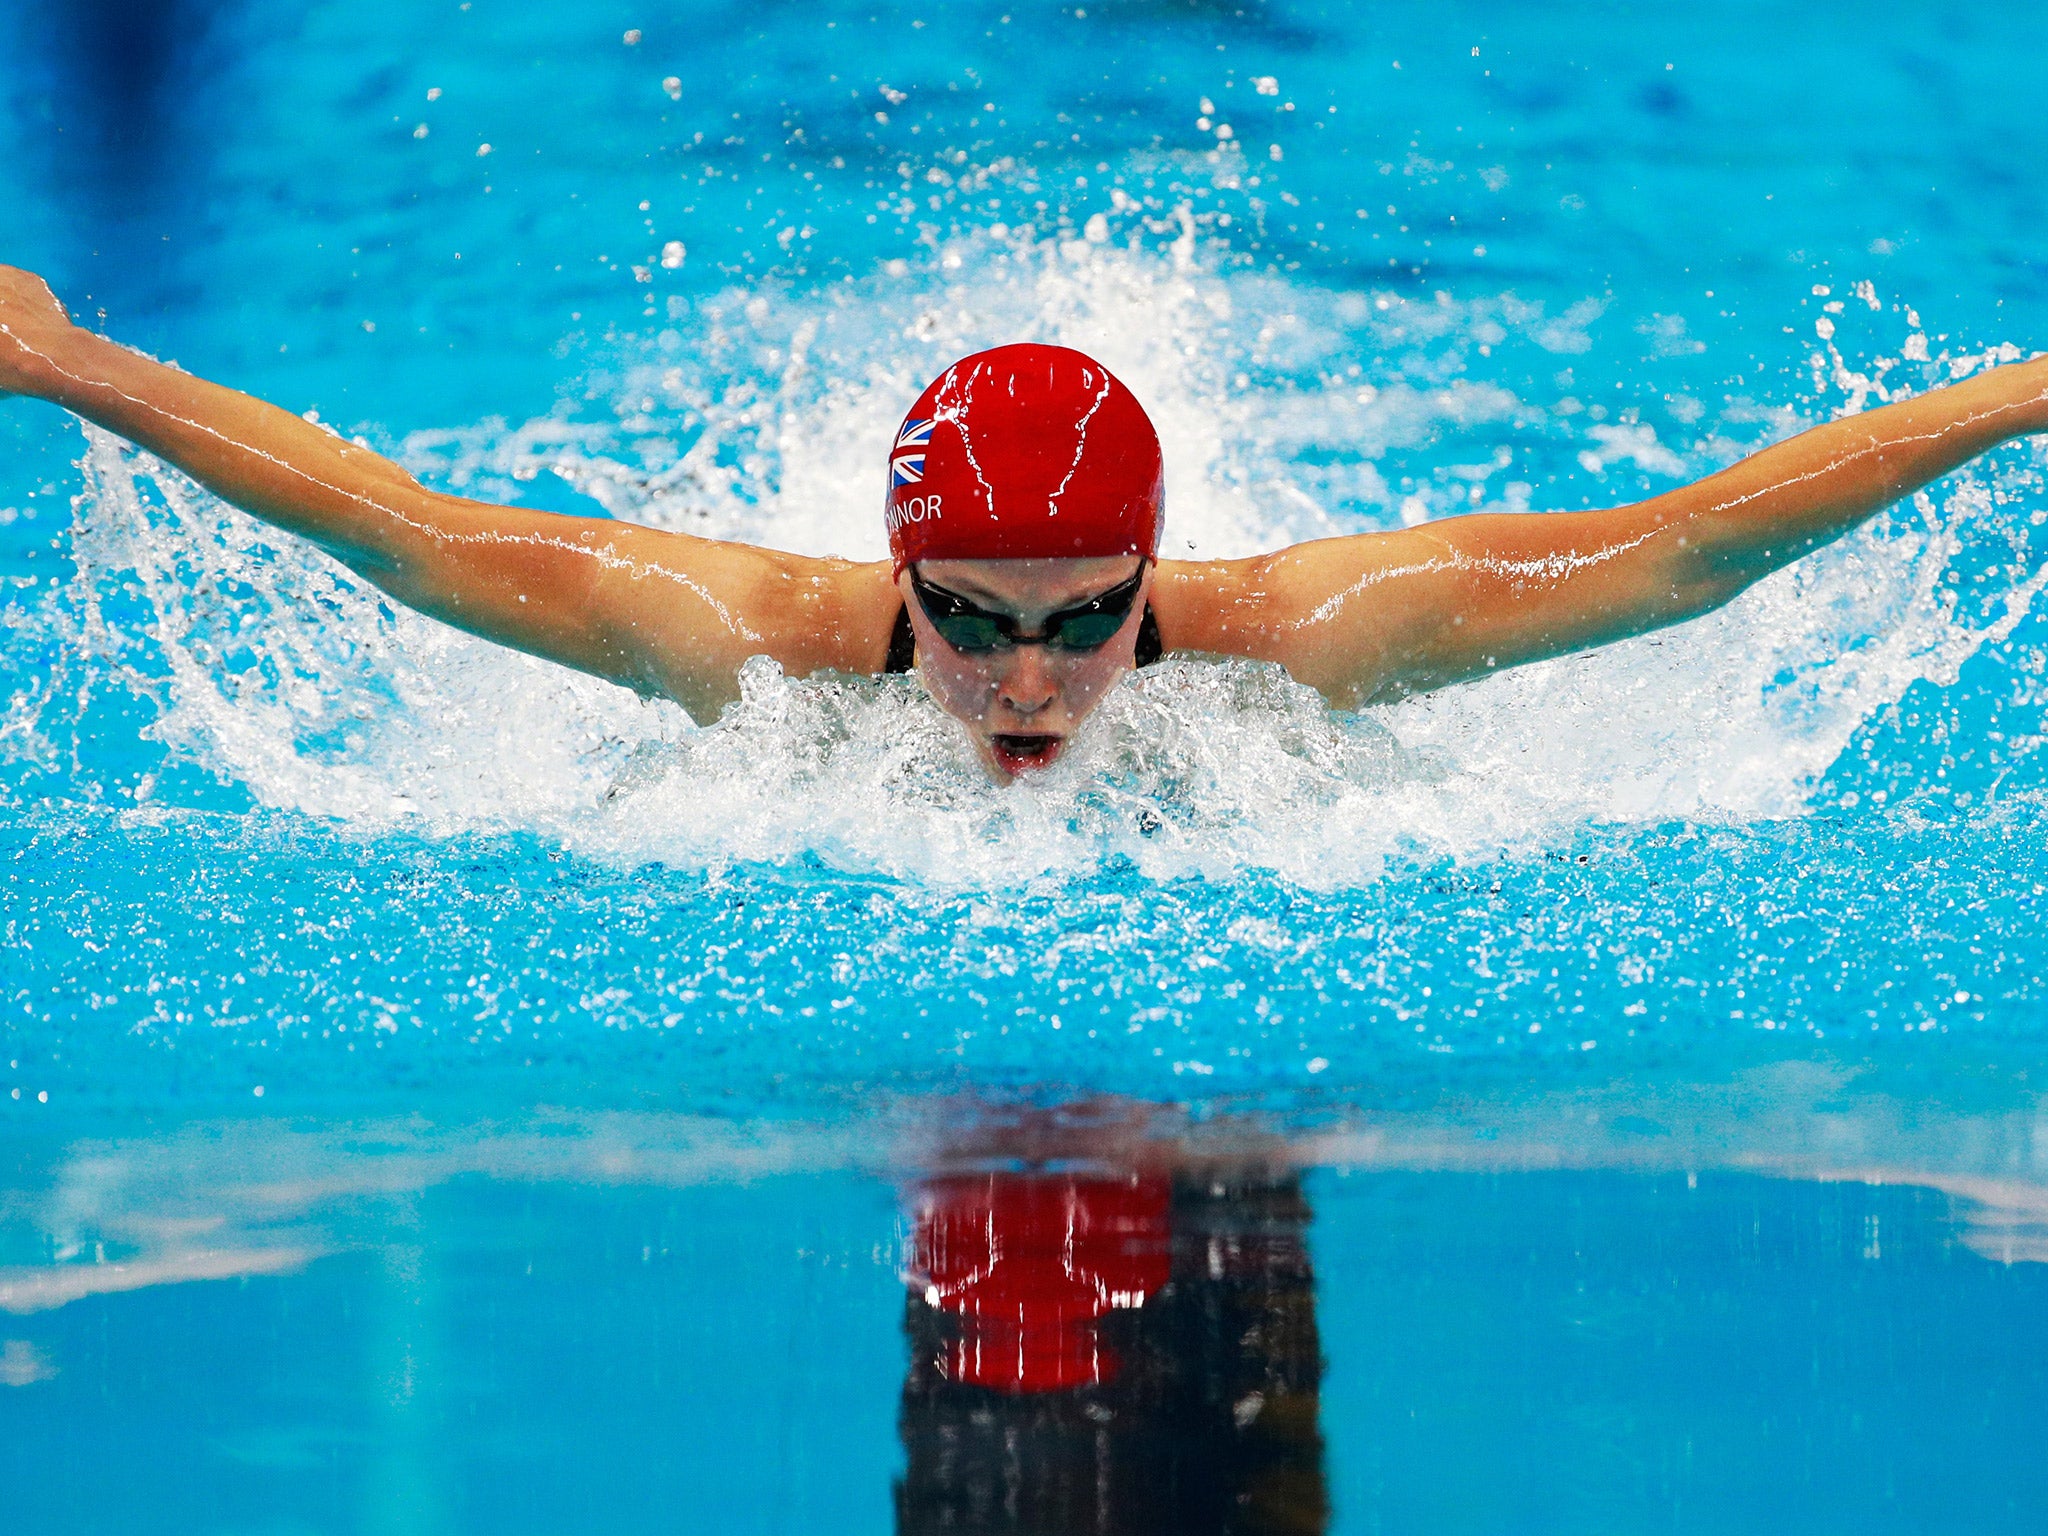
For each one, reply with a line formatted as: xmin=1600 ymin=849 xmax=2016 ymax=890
xmin=6 ymin=218 xmax=2044 ymax=887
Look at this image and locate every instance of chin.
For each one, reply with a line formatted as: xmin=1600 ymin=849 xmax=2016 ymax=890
xmin=986 ymin=732 xmax=1065 ymax=778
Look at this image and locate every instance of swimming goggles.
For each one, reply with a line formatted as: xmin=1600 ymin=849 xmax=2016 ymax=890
xmin=911 ymin=564 xmax=1147 ymax=654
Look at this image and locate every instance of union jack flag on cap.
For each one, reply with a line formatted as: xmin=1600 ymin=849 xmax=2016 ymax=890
xmin=891 ymin=418 xmax=934 ymax=486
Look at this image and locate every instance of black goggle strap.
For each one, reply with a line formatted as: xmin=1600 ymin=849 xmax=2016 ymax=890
xmin=911 ymin=564 xmax=1147 ymax=646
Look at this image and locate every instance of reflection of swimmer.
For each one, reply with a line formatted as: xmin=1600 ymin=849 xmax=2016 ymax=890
xmin=4 ymin=266 xmax=2044 ymax=781
xmin=898 ymin=1162 xmax=1326 ymax=1535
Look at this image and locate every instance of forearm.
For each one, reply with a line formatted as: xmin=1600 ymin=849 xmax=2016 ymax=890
xmin=1658 ymin=354 xmax=2048 ymax=583
xmin=31 ymin=325 xmax=433 ymax=569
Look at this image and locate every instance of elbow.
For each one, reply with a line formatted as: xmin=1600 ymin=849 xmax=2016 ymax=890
xmin=1665 ymin=555 xmax=1764 ymax=622
xmin=1658 ymin=521 xmax=1812 ymax=619
xmin=318 ymin=536 xmax=402 ymax=580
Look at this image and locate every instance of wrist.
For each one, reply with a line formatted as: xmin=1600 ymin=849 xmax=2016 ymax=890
xmin=25 ymin=324 xmax=114 ymax=408
xmin=2018 ymin=355 xmax=2048 ymax=434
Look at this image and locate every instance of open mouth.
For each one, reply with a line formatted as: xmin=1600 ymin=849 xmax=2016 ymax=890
xmin=990 ymin=734 xmax=1064 ymax=774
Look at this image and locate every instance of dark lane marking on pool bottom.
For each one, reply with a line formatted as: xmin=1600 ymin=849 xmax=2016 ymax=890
xmin=0 ymin=1166 xmax=2043 ymax=1534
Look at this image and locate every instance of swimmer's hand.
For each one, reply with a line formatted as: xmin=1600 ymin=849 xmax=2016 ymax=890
xmin=0 ymin=266 xmax=78 ymax=400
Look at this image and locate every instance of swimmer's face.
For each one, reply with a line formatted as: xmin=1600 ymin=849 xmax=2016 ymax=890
xmin=900 ymin=556 xmax=1151 ymax=782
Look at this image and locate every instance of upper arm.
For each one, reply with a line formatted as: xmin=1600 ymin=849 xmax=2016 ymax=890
xmin=349 ymin=493 xmax=899 ymax=721
xmin=1154 ymin=503 xmax=1734 ymax=707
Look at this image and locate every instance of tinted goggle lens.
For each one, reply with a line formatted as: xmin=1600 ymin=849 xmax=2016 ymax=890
xmin=1044 ymin=610 xmax=1129 ymax=650
xmin=915 ymin=567 xmax=1145 ymax=654
xmin=929 ymin=612 xmax=1010 ymax=652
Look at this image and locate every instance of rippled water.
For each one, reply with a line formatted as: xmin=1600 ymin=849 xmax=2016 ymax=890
xmin=4 ymin=2 xmax=2048 ymax=1530
xmin=6 ymin=197 xmax=2047 ymax=1119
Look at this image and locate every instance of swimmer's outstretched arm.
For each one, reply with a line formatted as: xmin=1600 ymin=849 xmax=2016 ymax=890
xmin=0 ymin=267 xmax=897 ymax=721
xmin=1160 ymin=353 xmax=2048 ymax=705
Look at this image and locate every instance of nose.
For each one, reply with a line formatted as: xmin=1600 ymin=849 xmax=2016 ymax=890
xmin=996 ymin=646 xmax=1058 ymax=716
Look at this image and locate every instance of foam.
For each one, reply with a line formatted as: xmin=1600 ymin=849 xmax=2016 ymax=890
xmin=5 ymin=218 xmax=2044 ymax=888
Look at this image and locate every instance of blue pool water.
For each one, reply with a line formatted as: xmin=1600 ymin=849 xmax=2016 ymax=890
xmin=4 ymin=1 xmax=2048 ymax=1530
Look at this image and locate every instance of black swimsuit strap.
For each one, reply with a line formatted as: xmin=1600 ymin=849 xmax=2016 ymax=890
xmin=882 ymin=604 xmax=1163 ymax=674
xmin=883 ymin=604 xmax=918 ymax=673
xmin=1134 ymin=603 xmax=1164 ymax=667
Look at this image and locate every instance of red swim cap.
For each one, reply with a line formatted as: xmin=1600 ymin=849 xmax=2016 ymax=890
xmin=884 ymin=343 xmax=1164 ymax=573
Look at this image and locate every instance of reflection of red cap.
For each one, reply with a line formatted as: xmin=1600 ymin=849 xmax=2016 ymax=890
xmin=884 ymin=344 xmax=1165 ymax=575
xmin=908 ymin=1172 xmax=1172 ymax=1394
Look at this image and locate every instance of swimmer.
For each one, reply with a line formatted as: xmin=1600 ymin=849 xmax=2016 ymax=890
xmin=3 ymin=264 xmax=2045 ymax=781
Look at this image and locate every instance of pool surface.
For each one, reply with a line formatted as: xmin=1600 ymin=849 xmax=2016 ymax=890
xmin=4 ymin=1 xmax=2048 ymax=1530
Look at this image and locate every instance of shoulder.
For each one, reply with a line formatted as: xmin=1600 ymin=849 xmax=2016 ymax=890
xmin=658 ymin=540 xmax=899 ymax=677
xmin=1146 ymin=537 xmax=1419 ymax=704
xmin=1147 ymin=556 xmax=1260 ymax=658
xmin=1149 ymin=541 xmax=1394 ymax=660
xmin=595 ymin=527 xmax=901 ymax=690
xmin=759 ymin=554 xmax=902 ymax=677
xmin=684 ymin=548 xmax=901 ymax=679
